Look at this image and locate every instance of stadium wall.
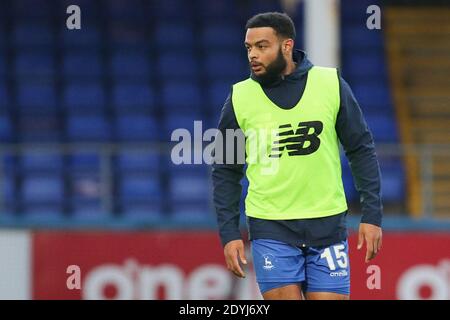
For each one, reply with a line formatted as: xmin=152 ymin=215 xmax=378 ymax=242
xmin=0 ymin=230 xmax=449 ymax=300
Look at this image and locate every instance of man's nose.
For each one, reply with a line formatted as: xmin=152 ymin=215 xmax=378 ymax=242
xmin=248 ymin=48 xmax=257 ymax=61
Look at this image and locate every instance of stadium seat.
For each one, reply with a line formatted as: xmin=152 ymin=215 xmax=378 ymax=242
xmin=341 ymin=26 xmax=383 ymax=50
xmin=13 ymin=0 xmax=55 ymax=19
xmin=69 ymin=153 xmax=101 ymax=173
xmin=155 ymin=23 xmax=194 ymax=48
xmin=18 ymin=115 xmax=61 ymax=142
xmin=0 ymin=53 xmax=6 ymax=76
xmin=115 ymin=115 xmax=160 ymax=141
xmin=343 ymin=52 xmax=386 ymax=79
xmin=116 ymin=150 xmax=160 ymax=173
xmin=17 ymin=83 xmax=57 ymax=114
xmin=0 ymin=117 xmax=13 ymax=142
xmin=20 ymin=152 xmax=64 ymax=173
xmin=63 ymin=83 xmax=106 ymax=114
xmin=351 ymin=82 xmax=392 ymax=112
xmin=203 ymin=51 xmax=248 ymax=81
xmin=110 ymin=51 xmax=151 ymax=79
xmin=150 ymin=0 xmax=194 ymax=20
xmin=67 ymin=115 xmax=112 ymax=141
xmin=200 ymin=23 xmax=242 ymax=49
xmin=380 ymin=161 xmax=405 ymax=202
xmin=109 ymin=21 xmax=149 ymax=50
xmin=157 ymin=51 xmax=197 ymax=79
xmin=13 ymin=23 xmax=54 ymax=47
xmin=0 ymin=83 xmax=9 ymax=113
xmin=108 ymin=0 xmax=147 ymax=21
xmin=62 ymin=51 xmax=103 ymax=78
xmin=22 ymin=174 xmax=64 ymax=204
xmin=112 ymin=83 xmax=155 ymax=114
xmin=61 ymin=26 xmax=101 ymax=48
xmin=14 ymin=51 xmax=55 ymax=79
xmin=119 ymin=174 xmax=162 ymax=203
xmin=365 ymin=113 xmax=399 ymax=143
xmin=207 ymin=81 xmax=231 ymax=109
xmin=161 ymin=82 xmax=202 ymax=113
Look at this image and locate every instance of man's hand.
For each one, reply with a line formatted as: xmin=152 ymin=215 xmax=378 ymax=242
xmin=357 ymin=223 xmax=382 ymax=263
xmin=224 ymin=239 xmax=247 ymax=278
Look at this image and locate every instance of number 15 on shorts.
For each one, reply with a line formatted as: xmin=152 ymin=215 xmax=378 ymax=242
xmin=320 ymin=243 xmax=348 ymax=271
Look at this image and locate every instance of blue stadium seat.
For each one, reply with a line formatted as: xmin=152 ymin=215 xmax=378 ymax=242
xmin=13 ymin=0 xmax=55 ymax=18
xmin=2 ymin=173 xmax=16 ymax=211
xmin=196 ymin=0 xmax=237 ymax=20
xmin=15 ymin=52 xmax=55 ymax=79
xmin=203 ymin=51 xmax=248 ymax=80
xmin=13 ymin=23 xmax=54 ymax=47
xmin=207 ymin=81 xmax=231 ymax=108
xmin=0 ymin=29 xmax=6 ymax=49
xmin=201 ymin=23 xmax=242 ymax=49
xmin=70 ymin=172 xmax=102 ymax=202
xmin=0 ymin=117 xmax=13 ymax=142
xmin=21 ymin=152 xmax=63 ymax=173
xmin=17 ymin=83 xmax=57 ymax=114
xmin=0 ymin=83 xmax=9 ymax=113
xmin=169 ymin=172 xmax=210 ymax=202
xmin=342 ymin=26 xmax=383 ymax=50
xmin=69 ymin=153 xmax=101 ymax=173
xmin=71 ymin=202 xmax=108 ymax=221
xmin=0 ymin=54 xmax=6 ymax=76
xmin=380 ymin=160 xmax=405 ymax=202
xmin=18 ymin=115 xmax=61 ymax=142
xmin=120 ymin=202 xmax=164 ymax=222
xmin=63 ymin=83 xmax=106 ymax=114
xmin=109 ymin=22 xmax=149 ymax=49
xmin=352 ymin=82 xmax=392 ymax=112
xmin=162 ymin=82 xmax=202 ymax=113
xmin=155 ymin=23 xmax=194 ymax=48
xmin=119 ymin=172 xmax=164 ymax=220
xmin=115 ymin=115 xmax=160 ymax=141
xmin=120 ymin=174 xmax=161 ymax=201
xmin=67 ymin=115 xmax=112 ymax=141
xmin=157 ymin=52 xmax=197 ymax=79
xmin=62 ymin=51 xmax=103 ymax=78
xmin=343 ymin=52 xmax=386 ymax=79
xmin=116 ymin=150 xmax=160 ymax=173
xmin=170 ymin=203 xmax=213 ymax=223
xmin=163 ymin=114 xmax=204 ymax=138
xmin=365 ymin=114 xmax=399 ymax=143
xmin=61 ymin=26 xmax=101 ymax=48
xmin=110 ymin=51 xmax=151 ymax=79
xmin=108 ymin=0 xmax=147 ymax=21
xmin=22 ymin=174 xmax=64 ymax=204
xmin=150 ymin=0 xmax=194 ymax=20
xmin=112 ymin=83 xmax=155 ymax=113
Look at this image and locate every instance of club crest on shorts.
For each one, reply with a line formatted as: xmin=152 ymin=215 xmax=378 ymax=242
xmin=262 ymin=254 xmax=276 ymax=270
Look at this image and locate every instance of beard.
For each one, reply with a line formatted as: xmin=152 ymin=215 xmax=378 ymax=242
xmin=250 ymin=46 xmax=287 ymax=86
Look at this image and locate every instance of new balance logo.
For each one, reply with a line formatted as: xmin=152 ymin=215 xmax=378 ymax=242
xmin=269 ymin=121 xmax=323 ymax=158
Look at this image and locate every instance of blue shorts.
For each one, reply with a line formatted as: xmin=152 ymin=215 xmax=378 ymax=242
xmin=251 ymin=238 xmax=350 ymax=295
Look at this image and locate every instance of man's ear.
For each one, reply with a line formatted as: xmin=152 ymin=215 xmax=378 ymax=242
xmin=283 ymin=39 xmax=294 ymax=54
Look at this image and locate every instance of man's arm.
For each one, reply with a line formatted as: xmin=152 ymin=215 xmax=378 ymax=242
xmin=212 ymin=90 xmax=246 ymax=247
xmin=212 ymin=90 xmax=248 ymax=277
xmin=336 ymin=74 xmax=383 ymax=262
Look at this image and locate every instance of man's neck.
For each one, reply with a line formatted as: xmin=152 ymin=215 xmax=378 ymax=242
xmin=283 ymin=58 xmax=297 ymax=76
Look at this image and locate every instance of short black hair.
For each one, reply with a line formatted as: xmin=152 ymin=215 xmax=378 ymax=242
xmin=245 ymin=12 xmax=296 ymax=40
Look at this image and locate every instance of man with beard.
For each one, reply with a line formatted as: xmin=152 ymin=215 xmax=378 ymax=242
xmin=212 ymin=12 xmax=383 ymax=300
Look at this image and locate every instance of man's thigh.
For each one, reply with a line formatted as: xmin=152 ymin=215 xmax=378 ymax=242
xmin=303 ymin=239 xmax=351 ymax=298
xmin=251 ymin=239 xmax=305 ymax=298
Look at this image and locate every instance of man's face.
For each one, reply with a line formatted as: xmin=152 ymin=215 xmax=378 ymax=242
xmin=245 ymin=27 xmax=287 ymax=82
